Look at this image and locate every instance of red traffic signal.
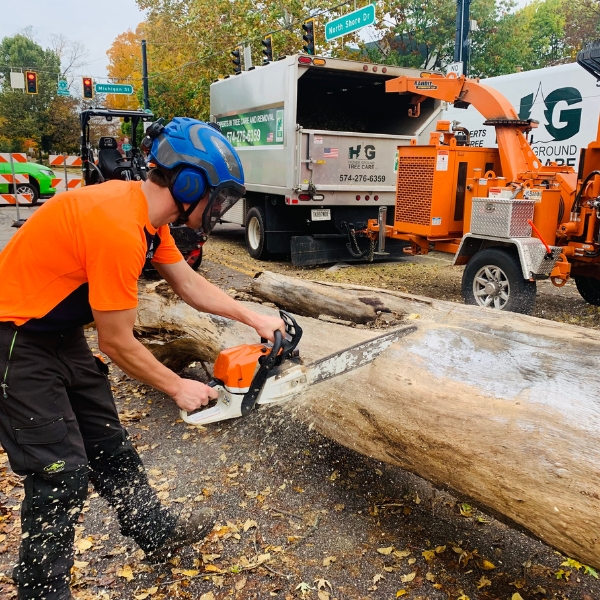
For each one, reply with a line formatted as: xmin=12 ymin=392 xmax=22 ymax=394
xmin=82 ymin=77 xmax=94 ymax=99
xmin=25 ymin=71 xmax=38 ymax=94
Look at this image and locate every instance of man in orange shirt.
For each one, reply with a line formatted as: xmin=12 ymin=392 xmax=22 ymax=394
xmin=0 ymin=118 xmax=285 ymax=600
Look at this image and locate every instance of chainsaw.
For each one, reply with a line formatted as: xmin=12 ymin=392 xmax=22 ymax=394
xmin=180 ymin=310 xmax=416 ymax=426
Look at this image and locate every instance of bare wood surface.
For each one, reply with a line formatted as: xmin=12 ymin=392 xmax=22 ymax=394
xmin=137 ymin=273 xmax=600 ymax=567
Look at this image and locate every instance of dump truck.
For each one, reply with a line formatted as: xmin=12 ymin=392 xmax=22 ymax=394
xmin=209 ymin=54 xmax=443 ymax=265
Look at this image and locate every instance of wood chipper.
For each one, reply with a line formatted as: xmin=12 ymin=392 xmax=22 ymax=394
xmin=364 ymin=43 xmax=600 ymax=314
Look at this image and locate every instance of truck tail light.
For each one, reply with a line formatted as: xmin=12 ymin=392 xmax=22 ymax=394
xmin=298 ymin=193 xmax=311 ymax=201
xmin=356 ymin=195 xmax=361 ymax=201
xmin=298 ymin=56 xmax=312 ymax=65
xmin=374 ymin=195 xmax=379 ymax=201
xmin=365 ymin=195 xmax=370 ymax=200
xmin=312 ymin=58 xmax=326 ymax=66
xmin=312 ymin=194 xmax=325 ymax=200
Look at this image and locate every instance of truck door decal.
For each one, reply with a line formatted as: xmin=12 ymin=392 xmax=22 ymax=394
xmin=216 ymin=106 xmax=284 ymax=147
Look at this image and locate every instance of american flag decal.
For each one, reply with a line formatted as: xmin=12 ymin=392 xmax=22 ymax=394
xmin=324 ymin=147 xmax=338 ymax=158
xmin=267 ymin=132 xmax=274 ymax=142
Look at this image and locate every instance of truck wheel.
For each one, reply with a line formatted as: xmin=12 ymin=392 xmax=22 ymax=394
xmin=462 ymin=248 xmax=536 ymax=314
xmin=574 ymin=276 xmax=600 ymax=306
xmin=245 ymin=206 xmax=269 ymax=259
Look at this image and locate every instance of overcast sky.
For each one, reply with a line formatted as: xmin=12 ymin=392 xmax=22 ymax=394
xmin=3 ymin=0 xmax=533 ymax=81
xmin=0 ymin=0 xmax=146 ymax=80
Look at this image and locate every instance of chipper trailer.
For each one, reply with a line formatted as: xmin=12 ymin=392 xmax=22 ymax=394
xmin=362 ymin=43 xmax=600 ymax=314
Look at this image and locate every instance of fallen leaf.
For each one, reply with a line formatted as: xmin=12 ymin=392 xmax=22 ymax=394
xmin=435 ymin=545 xmax=446 ymax=554
xmin=243 ymin=519 xmax=257 ymax=532
xmin=479 ymin=559 xmax=496 ymax=570
xmin=396 ymin=590 xmax=407 ymax=597
xmin=199 ymin=593 xmax=215 ymax=600
xmin=74 ymin=538 xmax=93 ymax=553
xmin=172 ymin=568 xmax=199 ymax=577
xmin=400 ymin=572 xmax=416 ymax=583
xmin=378 ymin=546 xmax=394 ymax=555
xmin=373 ymin=573 xmax=385 ymax=584
xmin=394 ymin=549 xmax=411 ymax=558
xmin=512 ymin=594 xmax=525 ymax=600
xmin=318 ymin=592 xmax=330 ymax=600
xmin=235 ymin=577 xmax=247 ymax=590
xmin=426 ymin=572 xmax=436 ymax=582
xmin=422 ymin=550 xmax=436 ymax=561
xmin=477 ymin=576 xmax=492 ymax=589
xmin=117 ymin=565 xmax=134 ymax=581
xmin=323 ymin=556 xmax=337 ymax=567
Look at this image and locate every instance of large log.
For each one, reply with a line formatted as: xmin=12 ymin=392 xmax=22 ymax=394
xmin=136 ymin=273 xmax=600 ymax=567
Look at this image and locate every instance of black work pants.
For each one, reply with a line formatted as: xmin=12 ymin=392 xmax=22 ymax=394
xmin=0 ymin=324 xmax=175 ymax=599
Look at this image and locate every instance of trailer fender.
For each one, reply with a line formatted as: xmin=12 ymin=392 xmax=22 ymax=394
xmin=454 ymin=234 xmax=562 ymax=280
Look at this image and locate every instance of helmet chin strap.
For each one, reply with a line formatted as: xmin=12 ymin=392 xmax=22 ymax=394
xmin=174 ymin=199 xmax=200 ymax=225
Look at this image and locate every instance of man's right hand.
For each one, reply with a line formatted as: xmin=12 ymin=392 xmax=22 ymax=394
xmin=172 ymin=379 xmax=219 ymax=412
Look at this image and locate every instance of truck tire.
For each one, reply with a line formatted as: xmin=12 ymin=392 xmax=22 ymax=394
xmin=462 ymin=248 xmax=536 ymax=314
xmin=574 ymin=276 xmax=600 ymax=306
xmin=245 ymin=206 xmax=270 ymax=259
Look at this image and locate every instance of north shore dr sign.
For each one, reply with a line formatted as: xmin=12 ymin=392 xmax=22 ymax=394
xmin=325 ymin=4 xmax=376 ymax=41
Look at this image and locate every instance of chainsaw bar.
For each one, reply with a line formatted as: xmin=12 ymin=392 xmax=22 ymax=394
xmin=304 ymin=324 xmax=417 ymax=385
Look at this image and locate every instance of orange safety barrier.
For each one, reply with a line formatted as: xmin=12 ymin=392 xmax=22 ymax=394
xmin=0 ymin=174 xmax=29 ymax=184
xmin=0 ymin=153 xmax=27 ymax=163
xmin=49 ymin=154 xmax=83 ymax=167
xmin=0 ymin=193 xmax=32 ymax=204
xmin=51 ymin=177 xmax=82 ymax=191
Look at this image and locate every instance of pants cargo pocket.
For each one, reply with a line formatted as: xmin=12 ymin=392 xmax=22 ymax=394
xmin=13 ymin=418 xmax=71 ymax=476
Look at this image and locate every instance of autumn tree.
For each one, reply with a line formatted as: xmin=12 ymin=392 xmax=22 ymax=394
xmin=106 ymin=24 xmax=145 ymax=110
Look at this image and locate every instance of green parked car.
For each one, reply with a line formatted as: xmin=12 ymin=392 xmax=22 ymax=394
xmin=0 ymin=160 xmax=56 ymax=204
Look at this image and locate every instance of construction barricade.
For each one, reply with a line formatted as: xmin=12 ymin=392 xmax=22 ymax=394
xmin=0 ymin=154 xmax=33 ymax=206
xmin=49 ymin=154 xmax=83 ymax=193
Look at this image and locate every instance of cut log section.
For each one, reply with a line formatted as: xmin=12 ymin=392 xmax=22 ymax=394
xmin=137 ymin=272 xmax=600 ymax=568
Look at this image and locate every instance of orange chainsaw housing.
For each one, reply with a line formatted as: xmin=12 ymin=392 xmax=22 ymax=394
xmin=213 ymin=343 xmax=269 ymax=389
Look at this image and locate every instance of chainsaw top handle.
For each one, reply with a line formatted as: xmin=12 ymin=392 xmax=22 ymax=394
xmin=241 ymin=309 xmax=303 ymax=416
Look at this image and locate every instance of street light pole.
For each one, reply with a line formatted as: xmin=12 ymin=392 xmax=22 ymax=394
xmin=141 ymin=39 xmax=150 ymax=110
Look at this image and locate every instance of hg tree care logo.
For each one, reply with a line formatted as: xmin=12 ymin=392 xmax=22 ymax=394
xmin=518 ymin=84 xmax=583 ymax=166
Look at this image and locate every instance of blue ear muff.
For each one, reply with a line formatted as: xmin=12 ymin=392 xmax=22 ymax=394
xmin=172 ymin=167 xmax=207 ymax=204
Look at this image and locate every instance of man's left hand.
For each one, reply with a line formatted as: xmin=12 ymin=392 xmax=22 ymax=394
xmin=251 ymin=313 xmax=286 ymax=343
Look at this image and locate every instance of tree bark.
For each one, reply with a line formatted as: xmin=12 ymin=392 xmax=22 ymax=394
xmin=136 ymin=273 xmax=600 ymax=568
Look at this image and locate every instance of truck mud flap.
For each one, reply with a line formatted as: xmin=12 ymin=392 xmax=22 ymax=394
xmin=290 ymin=236 xmax=410 ymax=267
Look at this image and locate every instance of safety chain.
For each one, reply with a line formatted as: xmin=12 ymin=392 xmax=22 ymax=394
xmin=346 ymin=228 xmax=376 ymax=262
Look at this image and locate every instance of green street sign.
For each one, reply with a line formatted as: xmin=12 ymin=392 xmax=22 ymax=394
xmin=325 ymin=4 xmax=376 ymax=41
xmin=94 ymin=83 xmax=134 ymax=95
xmin=57 ymin=90 xmax=71 ymax=97
xmin=58 ymin=79 xmax=68 ymax=91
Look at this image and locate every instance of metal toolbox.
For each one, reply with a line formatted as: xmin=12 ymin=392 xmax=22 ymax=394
xmin=470 ymin=198 xmax=535 ymax=238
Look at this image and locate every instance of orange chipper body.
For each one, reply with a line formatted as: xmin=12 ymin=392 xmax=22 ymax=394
xmin=367 ymin=71 xmax=600 ymax=288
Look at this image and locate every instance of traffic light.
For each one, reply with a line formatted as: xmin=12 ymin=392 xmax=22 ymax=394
xmin=25 ymin=71 xmax=38 ymax=94
xmin=302 ymin=18 xmax=315 ymax=55
xmin=82 ymin=77 xmax=94 ymax=99
xmin=231 ymin=47 xmax=242 ymax=74
xmin=262 ymin=35 xmax=273 ymax=64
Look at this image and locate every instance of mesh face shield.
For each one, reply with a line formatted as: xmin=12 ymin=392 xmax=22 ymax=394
xmin=200 ymin=183 xmax=245 ymax=235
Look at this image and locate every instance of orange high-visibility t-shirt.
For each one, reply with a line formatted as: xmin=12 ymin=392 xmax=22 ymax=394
xmin=0 ymin=180 xmax=183 ymax=331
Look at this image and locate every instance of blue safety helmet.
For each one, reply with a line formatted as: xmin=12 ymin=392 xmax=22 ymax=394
xmin=145 ymin=117 xmax=245 ymax=232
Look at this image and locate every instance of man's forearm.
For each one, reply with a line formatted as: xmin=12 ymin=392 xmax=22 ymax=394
xmin=100 ymin=334 xmax=182 ymax=397
xmin=176 ymin=270 xmax=260 ymax=327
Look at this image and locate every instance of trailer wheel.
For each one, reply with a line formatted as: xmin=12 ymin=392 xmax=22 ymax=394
xmin=574 ymin=276 xmax=600 ymax=306
xmin=462 ymin=248 xmax=536 ymax=314
xmin=245 ymin=206 xmax=269 ymax=259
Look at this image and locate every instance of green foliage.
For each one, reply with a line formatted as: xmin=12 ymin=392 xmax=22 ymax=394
xmin=0 ymin=34 xmax=78 ymax=155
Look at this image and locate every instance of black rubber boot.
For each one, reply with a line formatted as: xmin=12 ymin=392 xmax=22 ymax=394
xmin=13 ymin=468 xmax=88 ymax=600
xmin=87 ymin=433 xmax=177 ymax=554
